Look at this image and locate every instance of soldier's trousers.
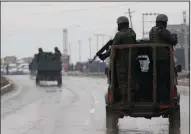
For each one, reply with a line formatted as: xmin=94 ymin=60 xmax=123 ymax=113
xmin=116 ymin=67 xmax=128 ymax=96
xmin=156 ymin=60 xmax=170 ymax=103
xmin=115 ymin=59 xmax=138 ymax=102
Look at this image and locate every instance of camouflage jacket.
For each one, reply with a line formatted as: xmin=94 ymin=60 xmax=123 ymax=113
xmin=149 ymin=25 xmax=178 ymax=60
xmin=110 ymin=27 xmax=137 ymax=68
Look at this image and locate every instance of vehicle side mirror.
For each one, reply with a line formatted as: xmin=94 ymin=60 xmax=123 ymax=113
xmin=176 ymin=64 xmax=182 ymax=72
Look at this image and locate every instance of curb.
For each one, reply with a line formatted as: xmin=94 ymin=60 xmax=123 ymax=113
xmin=1 ymin=78 xmax=14 ymax=95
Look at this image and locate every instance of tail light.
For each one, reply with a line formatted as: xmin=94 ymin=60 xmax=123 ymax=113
xmin=172 ymin=87 xmax=177 ymax=97
xmin=108 ymin=91 xmax=113 ymax=103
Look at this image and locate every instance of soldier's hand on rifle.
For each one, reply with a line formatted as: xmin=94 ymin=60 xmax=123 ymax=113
xmin=98 ymin=53 xmax=107 ymax=61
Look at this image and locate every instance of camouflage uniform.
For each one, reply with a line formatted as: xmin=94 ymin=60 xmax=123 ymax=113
xmin=37 ymin=48 xmax=44 ymax=63
xmin=111 ymin=16 xmax=136 ymax=102
xmin=149 ymin=15 xmax=177 ymax=60
xmin=54 ymin=47 xmax=62 ymax=60
xmin=149 ymin=14 xmax=178 ymax=103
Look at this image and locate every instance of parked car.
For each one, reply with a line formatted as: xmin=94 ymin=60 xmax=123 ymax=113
xmin=17 ymin=63 xmax=30 ymax=75
xmin=1 ymin=65 xmax=6 ymax=75
xmin=8 ymin=64 xmax=18 ymax=75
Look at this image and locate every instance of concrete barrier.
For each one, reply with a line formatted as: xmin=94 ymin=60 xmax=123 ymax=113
xmin=1 ymin=76 xmax=14 ymax=95
xmin=67 ymin=72 xmax=106 ymax=78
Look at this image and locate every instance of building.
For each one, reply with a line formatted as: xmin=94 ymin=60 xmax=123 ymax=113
xmin=167 ymin=24 xmax=189 ymax=47
xmin=4 ymin=56 xmax=17 ymax=64
xmin=167 ymin=24 xmax=190 ymax=69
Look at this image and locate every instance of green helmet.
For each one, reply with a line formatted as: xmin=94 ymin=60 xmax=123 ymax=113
xmin=54 ymin=47 xmax=58 ymax=51
xmin=38 ymin=48 xmax=43 ymax=52
xmin=156 ymin=14 xmax=168 ymax=22
xmin=117 ymin=16 xmax=129 ymax=24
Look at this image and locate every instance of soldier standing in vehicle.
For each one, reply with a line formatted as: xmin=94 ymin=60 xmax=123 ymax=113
xmin=53 ymin=47 xmax=62 ymax=71
xmin=149 ymin=14 xmax=178 ymax=104
xmin=99 ymin=16 xmax=137 ymax=104
xmin=54 ymin=47 xmax=62 ymax=60
xmin=37 ymin=48 xmax=44 ymax=63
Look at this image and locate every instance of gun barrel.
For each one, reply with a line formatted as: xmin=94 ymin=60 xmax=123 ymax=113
xmin=89 ymin=55 xmax=97 ymax=63
xmin=89 ymin=39 xmax=113 ymax=64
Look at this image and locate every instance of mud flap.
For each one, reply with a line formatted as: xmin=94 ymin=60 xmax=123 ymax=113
xmin=105 ymin=92 xmax=108 ymax=104
xmin=106 ymin=108 xmax=118 ymax=130
xmin=169 ymin=105 xmax=180 ymax=134
xmin=57 ymin=75 xmax=62 ymax=86
xmin=36 ymin=76 xmax=40 ymax=85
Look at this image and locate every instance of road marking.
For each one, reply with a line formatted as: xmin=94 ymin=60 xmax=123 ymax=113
xmin=1 ymin=81 xmax=12 ymax=91
xmin=90 ymin=108 xmax=95 ymax=114
xmin=84 ymin=119 xmax=89 ymax=125
xmin=95 ymin=100 xmax=99 ymax=104
xmin=1 ymin=83 xmax=23 ymax=103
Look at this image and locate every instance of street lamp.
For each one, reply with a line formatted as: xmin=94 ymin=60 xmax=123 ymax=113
xmin=124 ymin=8 xmax=135 ymax=29
xmin=62 ymin=25 xmax=80 ymax=55
xmin=88 ymin=37 xmax=92 ymax=59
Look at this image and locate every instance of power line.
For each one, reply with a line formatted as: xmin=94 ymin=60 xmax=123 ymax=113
xmin=20 ymin=3 xmax=132 ymax=16
xmin=183 ymin=11 xmax=189 ymax=71
xmin=142 ymin=12 xmax=159 ymax=38
xmin=78 ymin=40 xmax=81 ymax=62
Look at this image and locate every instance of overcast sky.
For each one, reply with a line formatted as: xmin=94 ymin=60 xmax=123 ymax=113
xmin=1 ymin=2 xmax=189 ymax=63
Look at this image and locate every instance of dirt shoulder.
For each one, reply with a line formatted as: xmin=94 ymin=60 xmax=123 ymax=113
xmin=1 ymin=76 xmax=9 ymax=88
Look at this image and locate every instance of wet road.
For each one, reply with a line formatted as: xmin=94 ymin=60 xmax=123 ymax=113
xmin=1 ymin=75 xmax=189 ymax=134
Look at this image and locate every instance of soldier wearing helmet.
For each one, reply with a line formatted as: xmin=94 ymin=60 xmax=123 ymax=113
xmin=37 ymin=48 xmax=44 ymax=63
xmin=149 ymin=14 xmax=177 ymax=47
xmin=99 ymin=16 xmax=137 ymax=104
xmin=99 ymin=16 xmax=136 ymax=60
xmin=149 ymin=14 xmax=178 ymax=104
xmin=38 ymin=48 xmax=43 ymax=53
xmin=54 ymin=47 xmax=62 ymax=60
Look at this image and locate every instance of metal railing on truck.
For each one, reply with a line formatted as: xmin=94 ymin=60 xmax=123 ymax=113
xmin=110 ymin=43 xmax=174 ymax=105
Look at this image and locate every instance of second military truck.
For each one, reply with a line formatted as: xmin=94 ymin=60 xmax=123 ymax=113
xmin=36 ymin=52 xmax=62 ymax=86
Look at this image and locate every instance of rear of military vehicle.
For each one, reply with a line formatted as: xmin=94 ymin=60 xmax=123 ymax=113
xmin=105 ymin=44 xmax=180 ymax=132
xmin=36 ymin=52 xmax=62 ymax=86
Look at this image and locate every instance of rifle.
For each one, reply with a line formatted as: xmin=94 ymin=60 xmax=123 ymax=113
xmin=89 ymin=39 xmax=113 ymax=63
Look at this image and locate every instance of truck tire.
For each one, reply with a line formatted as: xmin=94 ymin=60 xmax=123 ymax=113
xmin=106 ymin=108 xmax=118 ymax=130
xmin=169 ymin=105 xmax=180 ymax=133
xmin=57 ymin=76 xmax=62 ymax=86
xmin=36 ymin=77 xmax=40 ymax=85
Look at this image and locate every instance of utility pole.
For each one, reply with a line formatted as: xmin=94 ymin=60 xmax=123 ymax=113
xmin=68 ymin=43 xmax=71 ymax=56
xmin=88 ymin=37 xmax=92 ymax=59
xmin=125 ymin=8 xmax=135 ymax=29
xmin=63 ymin=28 xmax=68 ymax=55
xmin=95 ymin=34 xmax=106 ymax=51
xmin=101 ymin=35 xmax=106 ymax=46
xmin=142 ymin=13 xmax=159 ymax=38
xmin=95 ymin=35 xmax=99 ymax=51
xmin=78 ymin=40 xmax=81 ymax=62
xmin=183 ymin=11 xmax=189 ymax=71
xmin=68 ymin=43 xmax=71 ymax=63
xmin=142 ymin=14 xmax=145 ymax=38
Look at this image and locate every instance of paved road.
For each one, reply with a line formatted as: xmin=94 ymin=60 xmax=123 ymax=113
xmin=1 ymin=76 xmax=189 ymax=134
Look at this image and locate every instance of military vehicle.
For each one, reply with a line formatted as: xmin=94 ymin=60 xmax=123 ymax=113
xmin=105 ymin=43 xmax=180 ymax=133
xmin=36 ymin=52 xmax=62 ymax=86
